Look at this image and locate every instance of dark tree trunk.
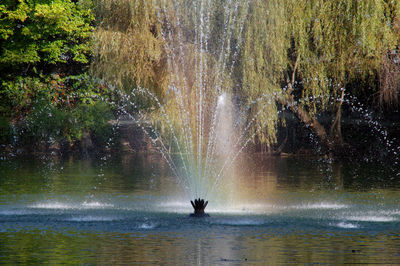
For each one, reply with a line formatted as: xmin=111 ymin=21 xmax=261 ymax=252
xmin=277 ymin=94 xmax=333 ymax=153
xmin=330 ymin=89 xmax=345 ymax=144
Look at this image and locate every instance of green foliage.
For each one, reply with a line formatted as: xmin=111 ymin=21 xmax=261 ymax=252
xmin=92 ymin=0 xmax=399 ymax=148
xmin=0 ymin=116 xmax=10 ymax=143
xmin=240 ymin=0 xmax=400 ymax=144
xmin=289 ymin=0 xmax=398 ymax=100
xmin=0 ymin=0 xmax=119 ymax=152
xmin=241 ymin=0 xmax=289 ymax=144
xmin=0 ymin=0 xmax=94 ymax=77
xmin=1 ymin=74 xmax=115 ymax=149
xmin=92 ymin=0 xmax=166 ymax=95
xmin=242 ymin=0 xmax=399 ymax=103
xmin=24 ymin=99 xmax=69 ymax=141
xmin=4 ymin=0 xmax=397 ymax=152
xmin=1 ymin=76 xmax=51 ymax=117
xmin=17 ymin=100 xmax=114 ymax=146
xmin=70 ymin=101 xmax=114 ymax=143
xmin=1 ymin=74 xmax=111 ymax=117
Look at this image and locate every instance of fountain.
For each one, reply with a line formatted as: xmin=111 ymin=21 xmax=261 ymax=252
xmin=116 ymin=0 xmax=255 ymax=215
xmin=190 ymin=198 xmax=209 ymax=217
xmin=3 ymin=1 xmax=400 ymax=264
xmin=105 ymin=0 xmax=399 ymax=215
xmin=107 ymin=0 xmax=400 ymax=217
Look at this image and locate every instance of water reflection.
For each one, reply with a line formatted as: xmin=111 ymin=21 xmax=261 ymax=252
xmin=2 ymin=227 xmax=400 ymax=264
xmin=1 ymin=154 xmax=400 ymax=264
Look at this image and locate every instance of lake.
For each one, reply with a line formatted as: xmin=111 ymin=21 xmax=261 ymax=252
xmin=1 ymin=154 xmax=400 ymax=264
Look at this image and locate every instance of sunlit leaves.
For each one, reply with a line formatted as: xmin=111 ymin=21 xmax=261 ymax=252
xmin=0 ymin=0 xmax=94 ymax=68
xmin=241 ymin=0 xmax=399 ymax=140
xmin=92 ymin=0 xmax=165 ymax=95
xmin=91 ymin=0 xmax=400 ymax=147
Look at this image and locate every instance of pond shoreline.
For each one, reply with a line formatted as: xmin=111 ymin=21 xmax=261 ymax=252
xmin=2 ymin=111 xmax=400 ymax=168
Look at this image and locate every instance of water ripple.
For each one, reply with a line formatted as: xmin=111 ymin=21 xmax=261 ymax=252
xmin=29 ymin=201 xmax=114 ymax=210
xmin=66 ymin=216 xmax=119 ymax=222
xmin=330 ymin=221 xmax=360 ymax=229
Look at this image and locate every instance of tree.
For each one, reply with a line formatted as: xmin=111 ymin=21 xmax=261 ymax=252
xmin=92 ymin=0 xmax=166 ymax=95
xmin=92 ymin=0 xmax=400 ymax=155
xmin=0 ymin=0 xmax=94 ymax=117
xmin=0 ymin=0 xmax=118 ymax=152
xmin=241 ymin=0 xmax=400 ymax=153
xmin=0 ymin=0 xmax=93 ymax=78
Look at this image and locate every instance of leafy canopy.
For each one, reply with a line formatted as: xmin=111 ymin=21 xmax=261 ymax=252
xmin=93 ymin=0 xmax=400 ymax=146
xmin=0 ymin=0 xmax=94 ymax=77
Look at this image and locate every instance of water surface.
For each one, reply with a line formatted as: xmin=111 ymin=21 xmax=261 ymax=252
xmin=1 ymin=154 xmax=400 ymax=264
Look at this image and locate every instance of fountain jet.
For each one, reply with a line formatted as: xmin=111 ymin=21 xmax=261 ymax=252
xmin=123 ymin=1 xmax=251 ymax=212
xmin=190 ymin=198 xmax=209 ymax=217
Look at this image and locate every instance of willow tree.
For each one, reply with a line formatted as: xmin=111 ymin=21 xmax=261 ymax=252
xmin=92 ymin=0 xmax=166 ymax=96
xmin=242 ymin=0 xmax=400 ymax=152
xmin=92 ymin=0 xmax=249 ymax=137
xmin=93 ymin=0 xmax=399 ymax=154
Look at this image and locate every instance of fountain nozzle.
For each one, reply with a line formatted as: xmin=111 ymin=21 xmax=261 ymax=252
xmin=190 ymin=198 xmax=209 ymax=217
